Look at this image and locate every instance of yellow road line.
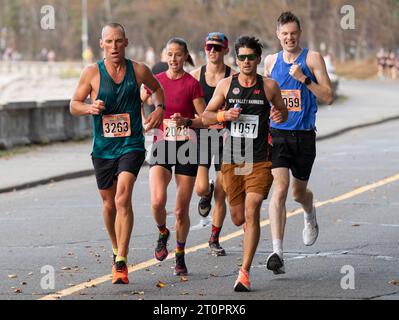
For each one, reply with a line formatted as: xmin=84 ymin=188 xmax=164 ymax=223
xmin=40 ymin=172 xmax=399 ymax=300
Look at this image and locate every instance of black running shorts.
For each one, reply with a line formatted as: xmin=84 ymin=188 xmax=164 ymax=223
xmin=270 ymin=128 xmax=316 ymax=181
xmin=149 ymin=140 xmax=198 ymax=177
xmin=92 ymin=150 xmax=146 ymax=190
xmin=196 ymin=129 xmax=224 ymax=172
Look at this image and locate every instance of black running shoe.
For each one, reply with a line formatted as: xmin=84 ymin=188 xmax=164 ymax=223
xmin=155 ymin=229 xmax=170 ymax=261
xmin=198 ymin=180 xmax=215 ymax=217
xmin=209 ymin=235 xmax=226 ymax=256
xmin=266 ymin=252 xmax=285 ymax=275
xmin=174 ymin=252 xmax=188 ymax=276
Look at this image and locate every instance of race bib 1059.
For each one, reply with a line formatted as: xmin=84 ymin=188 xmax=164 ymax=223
xmin=281 ymin=89 xmax=302 ymax=112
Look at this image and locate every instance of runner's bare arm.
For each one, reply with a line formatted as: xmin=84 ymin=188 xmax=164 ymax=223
xmin=135 ymin=62 xmax=164 ymax=109
xmin=140 ymin=85 xmax=153 ymax=105
xmin=202 ymin=78 xmax=240 ymax=125
xmin=134 ymin=62 xmax=165 ymax=131
xmin=263 ymin=54 xmax=277 ymax=78
xmin=70 ymin=65 xmax=105 ymax=116
xmin=140 ymin=102 xmax=146 ymax=127
xmin=263 ymin=55 xmax=272 ymax=78
xmin=170 ymin=96 xmax=206 ymax=128
xmin=307 ymin=51 xmax=334 ymax=105
xmin=190 ymin=97 xmax=207 ymax=128
xmin=265 ymin=78 xmax=288 ymax=124
xmin=202 ymin=79 xmax=227 ymax=126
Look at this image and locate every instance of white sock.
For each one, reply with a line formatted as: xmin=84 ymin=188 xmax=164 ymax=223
xmin=272 ymin=239 xmax=283 ymax=259
xmin=304 ymin=206 xmax=316 ymax=227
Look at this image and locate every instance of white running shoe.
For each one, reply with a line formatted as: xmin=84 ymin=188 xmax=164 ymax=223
xmin=266 ymin=252 xmax=285 ymax=275
xmin=303 ymin=207 xmax=319 ymax=246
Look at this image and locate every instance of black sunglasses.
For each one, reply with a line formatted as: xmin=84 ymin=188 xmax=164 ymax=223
xmin=237 ymin=54 xmax=258 ymax=61
xmin=205 ymin=43 xmax=223 ymax=52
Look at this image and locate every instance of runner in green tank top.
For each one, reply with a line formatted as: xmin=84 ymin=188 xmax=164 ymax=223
xmin=92 ymin=58 xmax=144 ymax=159
xmin=70 ymin=23 xmax=165 ymax=285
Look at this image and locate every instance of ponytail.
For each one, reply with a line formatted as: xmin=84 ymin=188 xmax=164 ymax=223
xmin=186 ymin=54 xmax=195 ymax=67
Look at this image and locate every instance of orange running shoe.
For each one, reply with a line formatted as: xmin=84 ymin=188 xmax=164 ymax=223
xmin=233 ymin=268 xmax=250 ymax=292
xmin=112 ymin=261 xmax=129 ymax=284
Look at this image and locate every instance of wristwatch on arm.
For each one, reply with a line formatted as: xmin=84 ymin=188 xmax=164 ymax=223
xmin=303 ymin=76 xmax=312 ymax=86
xmin=185 ymin=118 xmax=193 ymax=127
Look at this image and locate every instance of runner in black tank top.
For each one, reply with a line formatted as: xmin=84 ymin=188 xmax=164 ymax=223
xmin=200 ymin=65 xmax=231 ymax=104
xmin=191 ymin=32 xmax=234 ymax=257
xmin=224 ymin=73 xmax=271 ymax=164
xmin=197 ymin=64 xmax=231 ymax=173
xmin=201 ymin=36 xmax=287 ymax=292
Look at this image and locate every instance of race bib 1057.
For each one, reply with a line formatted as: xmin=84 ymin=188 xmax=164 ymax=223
xmin=231 ymin=114 xmax=259 ymax=139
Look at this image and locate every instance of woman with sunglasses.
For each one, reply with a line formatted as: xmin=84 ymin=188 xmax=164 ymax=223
xmin=147 ymin=37 xmax=206 ymax=276
xmin=190 ymin=32 xmax=237 ymax=257
xmin=202 ymin=36 xmax=288 ymax=292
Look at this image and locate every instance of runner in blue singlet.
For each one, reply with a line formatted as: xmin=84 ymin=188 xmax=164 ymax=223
xmin=264 ymin=12 xmax=333 ymax=275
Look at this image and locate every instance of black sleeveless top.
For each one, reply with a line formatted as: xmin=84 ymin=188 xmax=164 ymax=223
xmin=223 ymin=74 xmax=271 ymax=164
xmin=199 ymin=65 xmax=231 ymax=104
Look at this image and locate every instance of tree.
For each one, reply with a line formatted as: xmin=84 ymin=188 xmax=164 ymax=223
xmin=0 ymin=0 xmax=397 ymax=62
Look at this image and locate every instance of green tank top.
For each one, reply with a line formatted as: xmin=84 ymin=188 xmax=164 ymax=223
xmin=92 ymin=59 xmax=144 ymax=159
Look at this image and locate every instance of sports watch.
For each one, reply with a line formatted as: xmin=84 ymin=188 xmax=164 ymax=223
xmin=185 ymin=118 xmax=193 ymax=127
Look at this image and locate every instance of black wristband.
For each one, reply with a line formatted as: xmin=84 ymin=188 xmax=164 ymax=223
xmin=156 ymin=103 xmax=165 ymax=110
xmin=185 ymin=118 xmax=193 ymax=127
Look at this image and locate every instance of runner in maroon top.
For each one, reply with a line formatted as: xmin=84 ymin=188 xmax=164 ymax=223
xmin=153 ymin=71 xmax=203 ymax=140
xmin=147 ymin=37 xmax=206 ymax=276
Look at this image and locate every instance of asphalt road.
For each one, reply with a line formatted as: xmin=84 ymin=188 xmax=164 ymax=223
xmin=1 ymin=119 xmax=398 ymax=302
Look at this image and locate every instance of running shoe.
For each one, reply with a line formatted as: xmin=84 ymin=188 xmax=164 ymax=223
xmin=155 ymin=228 xmax=170 ymax=261
xmin=198 ymin=180 xmax=215 ymax=217
xmin=111 ymin=254 xmax=117 ymax=278
xmin=174 ymin=252 xmax=188 ymax=276
xmin=112 ymin=261 xmax=129 ymax=284
xmin=233 ymin=268 xmax=251 ymax=292
xmin=266 ymin=252 xmax=285 ymax=275
xmin=209 ymin=234 xmax=226 ymax=256
xmin=303 ymin=207 xmax=319 ymax=246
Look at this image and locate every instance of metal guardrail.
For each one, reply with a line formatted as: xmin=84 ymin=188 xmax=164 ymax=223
xmin=0 ymin=99 xmax=92 ymax=149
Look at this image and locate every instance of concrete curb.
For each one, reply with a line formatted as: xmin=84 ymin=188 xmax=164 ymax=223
xmin=0 ymin=169 xmax=94 ymax=194
xmin=316 ymin=115 xmax=399 ymax=141
xmin=1 ymin=114 xmax=399 ymax=194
